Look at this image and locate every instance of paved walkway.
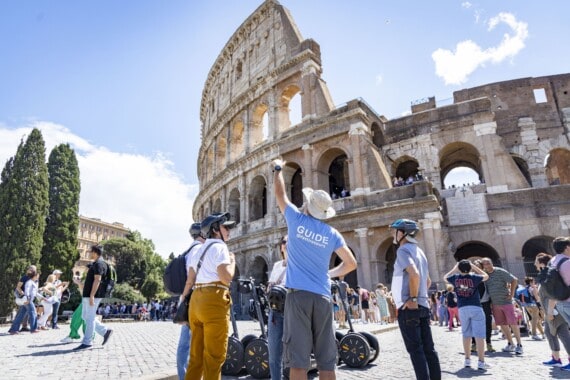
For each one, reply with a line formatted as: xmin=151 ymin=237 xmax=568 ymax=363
xmin=2 ymin=319 xmax=570 ymax=379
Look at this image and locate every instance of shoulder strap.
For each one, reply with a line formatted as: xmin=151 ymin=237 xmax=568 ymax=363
xmin=556 ymin=256 xmax=570 ymax=270
xmin=182 ymin=241 xmax=201 ymax=257
xmin=194 ymin=242 xmax=218 ymax=278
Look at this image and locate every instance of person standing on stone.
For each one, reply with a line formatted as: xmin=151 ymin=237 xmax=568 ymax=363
xmin=50 ymin=269 xmax=69 ymax=330
xmin=445 ymin=260 xmax=489 ymax=370
xmin=272 ymin=158 xmax=357 ymax=380
xmin=390 ymin=218 xmax=441 ymax=380
xmin=176 ymin=222 xmax=205 ymax=380
xmin=480 ymin=257 xmax=523 ymax=355
xmin=73 ymin=245 xmax=113 ymax=350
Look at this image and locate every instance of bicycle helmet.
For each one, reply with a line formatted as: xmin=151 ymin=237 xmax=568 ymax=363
xmin=389 ymin=218 xmax=419 ymax=244
xmin=201 ymin=212 xmax=236 ymax=240
xmin=189 ymin=222 xmax=203 ymax=239
xmin=267 ymin=285 xmax=287 ymax=313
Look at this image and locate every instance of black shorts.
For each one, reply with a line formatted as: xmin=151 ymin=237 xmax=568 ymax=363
xmin=361 ymin=300 xmax=370 ymax=309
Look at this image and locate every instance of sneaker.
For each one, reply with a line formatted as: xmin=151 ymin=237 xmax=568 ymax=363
xmin=73 ymin=344 xmax=92 ymax=351
xmin=486 ymin=343 xmax=496 ymax=353
xmin=477 ymin=361 xmax=490 ymax=370
xmin=20 ymin=327 xmax=30 ymax=332
xmin=102 ymin=329 xmax=113 ymax=346
xmin=542 ymin=357 xmax=562 ymax=367
xmin=532 ymin=334 xmax=542 ymax=341
xmin=8 ymin=331 xmax=19 ymax=335
xmin=515 ymin=344 xmax=523 ymax=355
xmin=502 ymin=343 xmax=515 ymax=352
xmin=61 ymin=336 xmax=79 ymax=344
xmin=52 ymin=325 xmax=60 ymax=330
xmin=561 ymin=363 xmax=570 ymax=371
xmin=464 ymin=359 xmax=471 ymax=368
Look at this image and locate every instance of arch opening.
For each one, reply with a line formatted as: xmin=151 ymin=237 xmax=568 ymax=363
xmin=249 ymin=176 xmax=267 ymax=221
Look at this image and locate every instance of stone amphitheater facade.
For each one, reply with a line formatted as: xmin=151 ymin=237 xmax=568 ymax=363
xmin=192 ymin=0 xmax=570 ymax=299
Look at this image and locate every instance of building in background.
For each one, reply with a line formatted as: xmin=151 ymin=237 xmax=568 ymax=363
xmin=192 ymin=0 xmax=570 ymax=316
xmin=73 ymin=215 xmax=129 ymax=276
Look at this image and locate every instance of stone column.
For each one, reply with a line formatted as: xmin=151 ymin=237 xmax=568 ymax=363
xmin=348 ymin=122 xmax=369 ymax=196
xmin=518 ymin=117 xmax=547 ymax=187
xmin=302 ymin=144 xmax=314 ymax=189
xmin=239 ymin=171 xmax=248 ymax=225
xmin=419 ymin=212 xmax=442 ymax=284
xmin=354 ymin=228 xmax=372 ymax=289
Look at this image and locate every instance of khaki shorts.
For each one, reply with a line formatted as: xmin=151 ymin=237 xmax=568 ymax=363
xmin=283 ymin=289 xmax=337 ymax=371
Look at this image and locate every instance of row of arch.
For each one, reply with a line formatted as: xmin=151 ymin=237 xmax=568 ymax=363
xmin=201 ymin=87 xmax=302 ymax=184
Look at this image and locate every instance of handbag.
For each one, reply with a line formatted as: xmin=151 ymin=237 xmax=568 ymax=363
xmin=172 ymin=242 xmax=217 ymax=325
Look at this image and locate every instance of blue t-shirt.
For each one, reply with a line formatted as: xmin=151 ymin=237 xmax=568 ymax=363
xmin=284 ymin=204 xmax=345 ymax=297
xmin=446 ymin=274 xmax=484 ymax=308
xmin=391 ymin=242 xmax=430 ymax=309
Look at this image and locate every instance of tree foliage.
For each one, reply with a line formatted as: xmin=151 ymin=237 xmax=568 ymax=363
xmin=112 ymin=282 xmax=146 ymax=305
xmin=40 ymin=144 xmax=81 ymax=283
xmin=0 ymin=129 xmax=49 ymax=317
xmin=140 ymin=273 xmax=163 ymax=301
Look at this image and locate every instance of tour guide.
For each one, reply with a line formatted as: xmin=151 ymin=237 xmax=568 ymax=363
xmin=272 ymin=158 xmax=357 ymax=380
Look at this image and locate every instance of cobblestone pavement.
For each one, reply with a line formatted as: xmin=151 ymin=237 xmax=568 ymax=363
xmin=2 ymin=319 xmax=570 ymax=379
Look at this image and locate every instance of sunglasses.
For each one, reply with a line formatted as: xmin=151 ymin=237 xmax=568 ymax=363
xmin=281 ymin=240 xmax=288 ymax=245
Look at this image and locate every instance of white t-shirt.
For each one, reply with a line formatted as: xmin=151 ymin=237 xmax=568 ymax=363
xmin=190 ymin=239 xmax=230 ymax=283
xmin=185 ymin=241 xmax=203 ymax=272
xmin=268 ymin=260 xmax=287 ymax=286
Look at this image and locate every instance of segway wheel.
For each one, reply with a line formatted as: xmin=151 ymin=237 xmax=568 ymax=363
xmin=244 ymin=338 xmax=270 ymax=379
xmin=360 ymin=331 xmax=380 ymax=363
xmin=339 ymin=332 xmax=371 ymax=368
xmin=222 ymin=336 xmax=244 ymax=376
xmin=335 ymin=331 xmax=344 ymax=365
xmin=241 ymin=333 xmax=257 ymax=348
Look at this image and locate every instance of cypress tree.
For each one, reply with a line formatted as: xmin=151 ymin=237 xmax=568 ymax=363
xmin=40 ymin=144 xmax=81 ymax=282
xmin=0 ymin=128 xmax=49 ymax=317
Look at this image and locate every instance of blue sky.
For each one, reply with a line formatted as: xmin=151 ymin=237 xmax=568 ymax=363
xmin=1 ymin=0 xmax=569 ymax=256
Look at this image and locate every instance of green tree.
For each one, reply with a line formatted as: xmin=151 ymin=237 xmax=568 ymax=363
xmin=40 ymin=144 xmax=81 ymax=282
xmin=101 ymin=238 xmax=148 ymax=288
xmin=140 ymin=273 xmax=163 ymax=301
xmin=0 ymin=129 xmax=49 ymax=317
xmin=112 ymin=283 xmax=146 ymax=304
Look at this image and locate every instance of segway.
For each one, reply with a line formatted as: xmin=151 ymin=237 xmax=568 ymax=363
xmin=222 ymin=303 xmax=246 ymax=376
xmin=239 ymin=278 xmax=271 ymax=379
xmin=334 ymin=281 xmax=380 ymax=368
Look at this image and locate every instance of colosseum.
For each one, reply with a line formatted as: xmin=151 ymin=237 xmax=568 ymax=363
xmin=192 ymin=0 xmax=570 ymax=311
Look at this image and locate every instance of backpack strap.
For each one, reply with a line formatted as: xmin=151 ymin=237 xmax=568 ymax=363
xmin=182 ymin=241 xmax=201 ymax=258
xmin=556 ymin=256 xmax=570 ymax=286
xmin=194 ymin=242 xmax=218 ymax=278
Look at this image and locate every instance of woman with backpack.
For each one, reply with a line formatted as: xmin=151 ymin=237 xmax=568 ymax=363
xmin=446 ymin=284 xmax=460 ymax=331
xmin=518 ymin=277 xmax=544 ymax=340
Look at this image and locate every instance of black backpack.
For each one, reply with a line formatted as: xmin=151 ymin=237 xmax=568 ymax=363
xmin=96 ymin=261 xmax=116 ymax=299
xmin=538 ymin=257 xmax=570 ymax=301
xmin=163 ymin=242 xmax=200 ymax=296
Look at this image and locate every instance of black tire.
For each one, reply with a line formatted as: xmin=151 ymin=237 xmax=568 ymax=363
xmin=335 ymin=331 xmax=344 ymax=364
xmin=244 ymin=338 xmax=270 ymax=379
xmin=360 ymin=331 xmax=380 ymax=363
xmin=222 ymin=336 xmax=244 ymax=376
xmin=241 ymin=333 xmax=257 ymax=347
xmin=339 ymin=332 xmax=371 ymax=368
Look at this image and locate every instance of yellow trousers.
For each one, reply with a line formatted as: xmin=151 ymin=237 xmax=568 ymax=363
xmin=186 ymin=285 xmax=231 ymax=380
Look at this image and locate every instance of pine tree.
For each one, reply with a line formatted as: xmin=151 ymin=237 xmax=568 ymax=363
xmin=40 ymin=144 xmax=81 ymax=282
xmin=0 ymin=128 xmax=49 ymax=317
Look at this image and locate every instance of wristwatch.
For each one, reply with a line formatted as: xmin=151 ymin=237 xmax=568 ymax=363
xmin=274 ymin=165 xmax=282 ymax=172
xmin=410 ymin=297 xmax=418 ymax=303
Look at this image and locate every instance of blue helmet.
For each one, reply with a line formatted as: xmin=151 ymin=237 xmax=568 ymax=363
xmin=389 ymin=219 xmax=419 ymax=235
xmin=201 ymin=212 xmax=236 ymax=238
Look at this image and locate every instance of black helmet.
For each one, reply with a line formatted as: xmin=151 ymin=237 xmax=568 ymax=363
xmin=201 ymin=212 xmax=236 ymax=239
xmin=189 ymin=222 xmax=202 ymax=238
xmin=389 ymin=219 xmax=419 ymax=235
xmin=267 ymin=285 xmax=287 ymax=313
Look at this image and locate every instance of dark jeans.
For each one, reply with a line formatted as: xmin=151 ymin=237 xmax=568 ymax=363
xmin=51 ymin=301 xmax=60 ymax=328
xmin=398 ymin=306 xmax=441 ymax=380
xmin=481 ymin=301 xmax=492 ymax=344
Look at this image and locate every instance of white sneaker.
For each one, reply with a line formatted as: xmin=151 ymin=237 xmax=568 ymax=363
xmin=478 ymin=361 xmax=490 ymax=370
xmin=61 ymin=336 xmax=78 ymax=343
xmin=464 ymin=359 xmax=471 ymax=368
xmin=531 ymin=335 xmax=542 ymax=341
xmin=515 ymin=344 xmax=523 ymax=355
xmin=502 ymin=343 xmax=515 ymax=352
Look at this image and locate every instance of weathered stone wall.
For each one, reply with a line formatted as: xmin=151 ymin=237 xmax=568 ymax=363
xmin=193 ymin=0 xmax=570 ymax=292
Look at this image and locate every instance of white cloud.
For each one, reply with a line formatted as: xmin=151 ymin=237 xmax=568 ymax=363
xmin=432 ymin=12 xmax=529 ymax=85
xmin=375 ymin=74 xmax=383 ymax=85
xmin=0 ymin=121 xmax=198 ymax=258
xmin=461 ymin=2 xmax=472 ymax=9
